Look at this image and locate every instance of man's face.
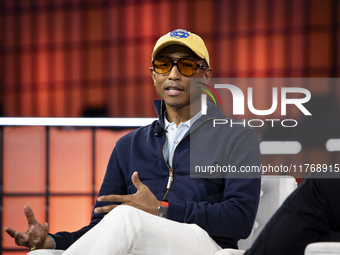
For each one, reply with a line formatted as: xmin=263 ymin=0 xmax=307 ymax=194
xmin=150 ymin=45 xmax=212 ymax=111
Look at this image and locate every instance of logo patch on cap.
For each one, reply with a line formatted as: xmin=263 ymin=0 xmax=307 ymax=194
xmin=170 ymin=29 xmax=190 ymax=39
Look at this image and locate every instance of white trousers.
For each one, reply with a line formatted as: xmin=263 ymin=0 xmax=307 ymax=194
xmin=61 ymin=205 xmax=222 ymax=255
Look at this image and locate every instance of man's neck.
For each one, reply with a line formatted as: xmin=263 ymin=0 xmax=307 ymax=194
xmin=165 ymin=108 xmax=190 ymax=127
xmin=165 ymin=102 xmax=200 ymax=127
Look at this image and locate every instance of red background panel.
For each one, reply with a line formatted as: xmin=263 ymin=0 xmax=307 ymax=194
xmin=2 ymin=0 xmax=338 ymax=118
xmin=95 ymin=129 xmax=134 ymax=192
xmin=3 ymin=127 xmax=46 ymax=193
xmin=1 ymin=127 xmax=131 ymax=253
xmin=49 ymin=196 xmax=93 ymax=234
xmin=49 ymin=128 xmax=92 ymax=193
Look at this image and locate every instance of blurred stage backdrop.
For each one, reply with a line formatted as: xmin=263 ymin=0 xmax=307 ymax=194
xmin=1 ymin=0 xmax=339 ymax=254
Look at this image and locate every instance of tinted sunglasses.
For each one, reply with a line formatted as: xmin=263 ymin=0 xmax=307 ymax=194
xmin=152 ymin=57 xmax=208 ymax=77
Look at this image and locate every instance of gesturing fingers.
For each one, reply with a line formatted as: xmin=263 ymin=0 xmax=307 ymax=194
xmin=94 ymin=204 xmax=119 ymax=214
xmin=5 ymin=228 xmax=28 ymax=246
xmin=131 ymin=171 xmax=145 ymax=191
xmin=97 ymin=194 xmax=132 ymax=203
xmin=24 ymin=205 xmax=37 ymax=226
xmin=95 ymin=172 xmax=160 ymax=215
xmin=95 ymin=194 xmax=132 ymax=214
xmin=4 ymin=227 xmax=16 ymax=238
xmin=15 ymin=231 xmax=29 ymax=246
xmin=33 ymin=222 xmax=49 ymax=247
xmin=5 ymin=227 xmax=30 ymax=247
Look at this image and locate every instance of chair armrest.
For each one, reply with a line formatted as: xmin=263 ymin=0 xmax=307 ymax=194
xmin=214 ymin=249 xmax=245 ymax=255
xmin=305 ymin=242 xmax=340 ymax=255
xmin=27 ymin=249 xmax=65 ymax=255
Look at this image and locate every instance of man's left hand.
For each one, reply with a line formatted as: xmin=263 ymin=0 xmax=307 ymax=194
xmin=94 ymin=171 xmax=161 ymax=215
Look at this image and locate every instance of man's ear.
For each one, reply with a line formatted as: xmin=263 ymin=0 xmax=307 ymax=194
xmin=150 ymin=67 xmax=156 ymax=84
xmin=204 ymin=68 xmax=213 ymax=81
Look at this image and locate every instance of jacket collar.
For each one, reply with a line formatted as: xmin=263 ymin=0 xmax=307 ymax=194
xmin=153 ymin=99 xmax=166 ymax=128
xmin=153 ymin=99 xmax=224 ymax=129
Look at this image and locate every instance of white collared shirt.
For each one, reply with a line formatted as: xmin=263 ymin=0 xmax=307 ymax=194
xmin=163 ymin=110 xmax=202 ymax=168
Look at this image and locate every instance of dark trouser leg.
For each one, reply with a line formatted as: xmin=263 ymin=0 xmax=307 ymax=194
xmin=244 ymin=174 xmax=340 ymax=255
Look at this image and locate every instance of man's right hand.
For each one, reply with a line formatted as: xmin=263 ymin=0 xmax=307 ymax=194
xmin=4 ymin=205 xmax=55 ymax=250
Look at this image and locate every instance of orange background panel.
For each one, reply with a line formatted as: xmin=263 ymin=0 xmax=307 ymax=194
xmin=139 ymin=3 xmax=153 ymax=37
xmin=272 ymin=35 xmax=285 ymax=70
xmin=4 ymin=14 xmax=15 ymax=47
xmin=21 ymin=91 xmax=33 ymax=117
xmin=49 ymin=128 xmax=92 ymax=193
xmin=310 ymin=0 xmax=331 ymax=26
xmin=21 ymin=52 xmax=33 ymax=85
xmin=55 ymin=50 xmax=66 ymax=83
xmin=54 ymin=11 xmax=65 ymax=44
xmin=236 ymin=37 xmax=249 ymax=72
xmin=54 ymin=88 xmax=66 ymax=117
xmin=4 ymin=53 xmax=16 ymax=88
xmin=95 ymin=129 xmax=134 ymax=192
xmin=87 ymin=9 xmax=103 ymax=41
xmin=290 ymin=34 xmax=304 ymax=70
xmin=87 ymin=48 xmax=103 ymax=80
xmin=70 ymin=49 xmax=82 ymax=81
xmin=69 ymin=86 xmax=83 ymax=117
xmin=193 ymin=1 xmax=213 ymax=34
xmin=3 ymin=197 xmax=46 ymax=249
xmin=37 ymin=91 xmax=49 ymax=117
xmin=272 ymin=0 xmax=285 ymax=29
xmin=3 ymin=127 xmax=46 ymax=193
xmin=254 ymin=36 xmax=267 ymax=71
xmin=309 ymin=32 xmax=331 ymax=68
xmin=254 ymin=0 xmax=266 ymax=30
xmin=68 ymin=10 xmax=82 ymax=43
xmin=87 ymin=84 xmax=105 ymax=108
xmin=1 ymin=1 xmax=339 ymax=118
xmin=21 ymin=13 xmax=31 ymax=46
xmin=49 ymin=196 xmax=93 ymax=234
xmin=4 ymin=92 xmax=16 ymax=117
xmin=37 ymin=12 xmax=48 ymax=45
xmin=37 ymin=51 xmax=49 ymax=84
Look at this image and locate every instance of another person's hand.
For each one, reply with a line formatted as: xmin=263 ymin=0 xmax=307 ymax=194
xmin=94 ymin=171 xmax=161 ymax=215
xmin=4 ymin=205 xmax=55 ymax=250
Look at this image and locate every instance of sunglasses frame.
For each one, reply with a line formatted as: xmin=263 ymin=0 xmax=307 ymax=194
xmin=152 ymin=57 xmax=209 ymax=77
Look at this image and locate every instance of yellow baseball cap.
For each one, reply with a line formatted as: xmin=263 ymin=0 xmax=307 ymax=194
xmin=152 ymin=29 xmax=210 ymax=67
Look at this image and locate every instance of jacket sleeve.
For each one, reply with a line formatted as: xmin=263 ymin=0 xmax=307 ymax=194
xmin=50 ymin=147 xmax=127 ymax=250
xmin=167 ymin=129 xmax=262 ymax=239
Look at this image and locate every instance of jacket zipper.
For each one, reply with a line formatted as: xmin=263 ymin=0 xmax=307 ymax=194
xmin=160 ymin=101 xmax=174 ymax=200
xmin=160 ymin=108 xmax=217 ymax=200
xmin=162 ymin=134 xmax=173 ymax=200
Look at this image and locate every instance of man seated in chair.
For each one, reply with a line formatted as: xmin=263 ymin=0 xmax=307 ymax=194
xmin=5 ymin=29 xmax=261 ymax=255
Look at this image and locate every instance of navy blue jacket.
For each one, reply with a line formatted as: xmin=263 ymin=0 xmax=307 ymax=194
xmin=52 ymin=99 xmax=261 ymax=249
